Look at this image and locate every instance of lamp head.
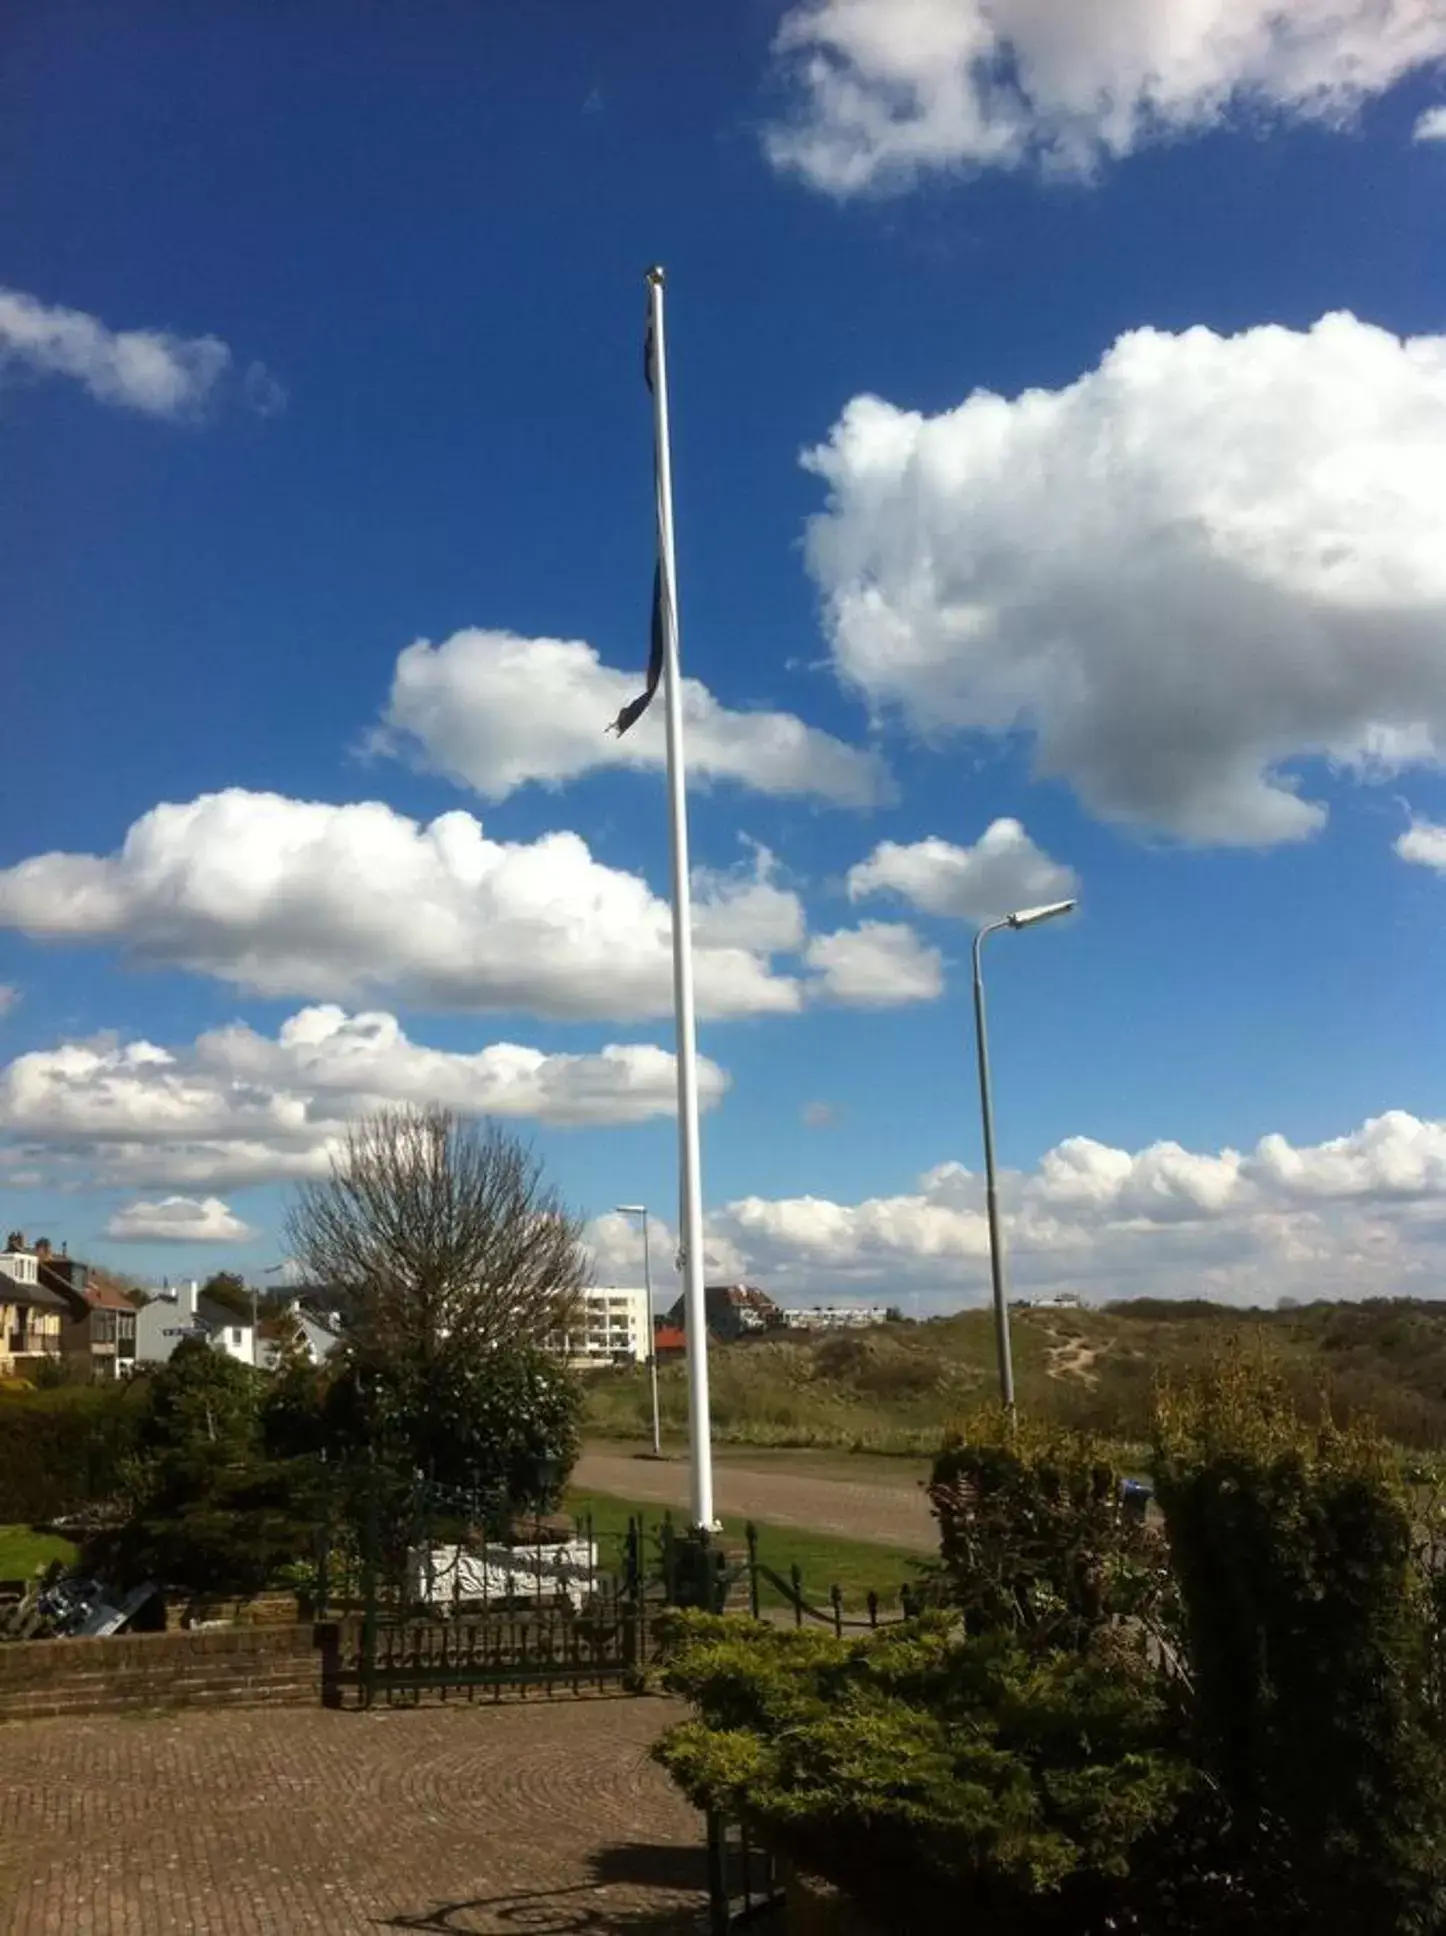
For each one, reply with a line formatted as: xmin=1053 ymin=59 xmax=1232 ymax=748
xmin=615 ymin=1204 xmax=647 ymax=1216
xmin=1006 ymin=899 xmax=1077 ymax=930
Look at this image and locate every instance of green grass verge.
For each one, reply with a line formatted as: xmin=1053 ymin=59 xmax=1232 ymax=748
xmin=0 ymin=1524 xmax=79 ymax=1579
xmin=566 ymin=1488 xmax=924 ymax=1613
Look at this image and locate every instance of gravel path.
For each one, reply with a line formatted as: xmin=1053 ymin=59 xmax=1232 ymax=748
xmin=574 ymin=1450 xmax=936 ymax=1551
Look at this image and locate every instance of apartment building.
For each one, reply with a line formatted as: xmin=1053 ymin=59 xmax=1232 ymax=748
xmin=550 ymin=1284 xmax=652 ymax=1368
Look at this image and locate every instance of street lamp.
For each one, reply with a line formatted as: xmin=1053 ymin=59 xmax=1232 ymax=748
xmin=616 ymin=1205 xmax=662 ymax=1457
xmin=972 ymin=900 xmax=1077 ymax=1412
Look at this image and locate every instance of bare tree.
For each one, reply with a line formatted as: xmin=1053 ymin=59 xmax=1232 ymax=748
xmin=285 ymin=1106 xmax=587 ymax=1378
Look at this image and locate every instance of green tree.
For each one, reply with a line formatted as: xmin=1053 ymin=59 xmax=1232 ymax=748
xmin=96 ymin=1341 xmax=311 ymax=1607
xmin=199 ymin=1271 xmax=253 ymax=1321
xmin=320 ymin=1342 xmax=581 ymax=1522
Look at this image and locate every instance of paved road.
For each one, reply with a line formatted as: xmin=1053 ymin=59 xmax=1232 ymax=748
xmin=573 ymin=1450 xmax=936 ymax=1551
xmin=1 ymin=1699 xmax=704 ymax=1935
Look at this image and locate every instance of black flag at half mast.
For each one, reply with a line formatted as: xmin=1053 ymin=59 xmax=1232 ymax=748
xmin=608 ymin=301 xmax=668 ymax=737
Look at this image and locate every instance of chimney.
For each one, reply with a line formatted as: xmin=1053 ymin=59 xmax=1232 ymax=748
xmin=181 ymin=1279 xmax=198 ymax=1321
xmin=34 ymin=1238 xmax=51 ymax=1261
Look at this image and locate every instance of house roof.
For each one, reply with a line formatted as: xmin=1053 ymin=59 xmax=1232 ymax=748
xmin=85 ymin=1281 xmax=139 ymax=1312
xmin=0 ymin=1270 xmax=70 ymax=1313
xmin=196 ymin=1295 xmax=252 ymax=1331
xmin=652 ymin=1324 xmax=687 ymax=1352
xmin=705 ymin=1284 xmax=782 ymax=1316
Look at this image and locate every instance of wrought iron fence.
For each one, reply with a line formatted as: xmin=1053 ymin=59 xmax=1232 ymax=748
xmin=313 ymin=1461 xmax=691 ymax=1704
xmin=705 ymin=1810 xmax=785 ymax=1933
xmin=310 ymin=1458 xmax=931 ymax=1705
xmin=738 ymin=1521 xmax=926 ymax=1630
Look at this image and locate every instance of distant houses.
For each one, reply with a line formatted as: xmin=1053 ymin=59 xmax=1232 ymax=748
xmin=1 ymin=1231 xmax=349 ymax=1384
xmin=2 ymin=1233 xmax=138 ymax=1380
xmin=664 ymin=1284 xmax=786 ymax=1344
xmin=784 ymin=1305 xmax=890 ymax=1332
xmin=133 ymin=1281 xmax=256 ymax=1368
xmin=257 ymin=1304 xmax=342 ymax=1370
xmin=661 ymin=1285 xmax=894 ymax=1344
xmin=6 ymin=1218 xmax=901 ymax=1388
xmin=0 ymin=1237 xmax=68 ymax=1378
xmin=136 ymin=1283 xmax=343 ymax=1370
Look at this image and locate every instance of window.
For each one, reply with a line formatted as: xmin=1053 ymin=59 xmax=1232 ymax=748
xmin=231 ymin=1327 xmax=243 ymax=1345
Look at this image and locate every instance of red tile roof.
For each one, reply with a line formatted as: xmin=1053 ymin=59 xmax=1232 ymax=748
xmin=653 ymin=1325 xmax=687 ymax=1352
xmin=85 ymin=1280 xmax=139 ymax=1311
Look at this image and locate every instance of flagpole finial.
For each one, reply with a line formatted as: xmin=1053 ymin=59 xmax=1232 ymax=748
xmin=646 ymin=263 xmax=666 ymax=288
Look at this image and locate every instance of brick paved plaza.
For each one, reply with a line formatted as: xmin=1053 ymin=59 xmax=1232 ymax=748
xmin=0 ymin=1697 xmax=707 ymax=1935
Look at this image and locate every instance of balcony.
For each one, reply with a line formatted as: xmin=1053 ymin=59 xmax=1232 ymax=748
xmin=8 ymin=1334 xmax=59 ymax=1358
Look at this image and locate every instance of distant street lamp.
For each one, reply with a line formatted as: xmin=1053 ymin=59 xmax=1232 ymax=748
xmin=616 ymin=1205 xmax=662 ymax=1456
xmin=972 ymin=900 xmax=1078 ymax=1412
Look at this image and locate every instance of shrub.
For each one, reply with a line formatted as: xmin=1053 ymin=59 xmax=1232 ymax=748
xmin=928 ymin=1410 xmax=1172 ymax=1652
xmin=0 ymin=1381 xmax=148 ymax=1521
xmin=1155 ymin=1354 xmax=1446 ymax=1936
xmin=659 ymin=1366 xmax=1446 ymax=1934
xmin=656 ymin=1611 xmax=1195 ymax=1934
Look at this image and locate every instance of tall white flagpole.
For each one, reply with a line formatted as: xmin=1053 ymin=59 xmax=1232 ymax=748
xmin=646 ymin=263 xmax=715 ymax=1533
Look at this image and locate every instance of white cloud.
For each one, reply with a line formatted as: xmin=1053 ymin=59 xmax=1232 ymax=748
xmin=722 ymin=1182 xmax=989 ymax=1269
xmin=106 ymin=1195 xmax=256 ymax=1245
xmin=802 ymin=1099 xmax=842 ymax=1129
xmin=1396 ymin=815 xmax=1446 ymax=874
xmin=701 ymin=1109 xmax=1446 ymax=1304
xmin=805 ymin=920 xmax=944 ymax=1005
xmin=1249 ymin=1111 xmax=1446 ymax=1199
xmin=375 ymin=627 xmax=891 ymax=807
xmin=0 ymin=985 xmax=18 ymax=1019
xmin=0 ymin=790 xmax=801 ymax=1023
xmin=805 ymin=312 xmax=1446 ymax=845
xmin=766 ymin=0 xmax=1446 ymax=193
xmin=848 ymin=820 xmax=1078 ymax=922
xmin=1415 ymin=104 xmax=1446 ymax=140
xmin=0 ymin=286 xmax=278 ymax=420
xmin=586 ymin=1208 xmax=747 ymax=1292
xmin=0 ymin=1005 xmax=728 ymax=1191
xmin=691 ymin=843 xmax=807 ymax=953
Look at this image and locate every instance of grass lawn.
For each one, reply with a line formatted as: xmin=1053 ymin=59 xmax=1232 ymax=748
xmin=583 ymin=1437 xmax=932 ymax=1491
xmin=0 ymin=1524 xmax=79 ymax=1579
xmin=566 ymin=1488 xmax=924 ymax=1613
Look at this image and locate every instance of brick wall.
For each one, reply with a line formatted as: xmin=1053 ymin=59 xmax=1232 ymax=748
xmin=0 ymin=1622 xmax=336 ymax=1720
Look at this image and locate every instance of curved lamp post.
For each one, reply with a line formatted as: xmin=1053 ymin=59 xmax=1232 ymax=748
xmin=972 ymin=900 xmax=1077 ymax=1411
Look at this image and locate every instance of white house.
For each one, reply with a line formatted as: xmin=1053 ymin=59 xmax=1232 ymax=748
xmin=135 ymin=1281 xmax=256 ymax=1368
xmin=256 ymin=1303 xmax=342 ymax=1369
xmin=551 ymin=1285 xmax=651 ymax=1368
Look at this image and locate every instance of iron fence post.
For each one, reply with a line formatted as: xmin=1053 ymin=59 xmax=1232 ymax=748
xmin=706 ymin=1810 xmax=730 ymax=1936
xmin=359 ymin=1455 xmax=379 ymax=1708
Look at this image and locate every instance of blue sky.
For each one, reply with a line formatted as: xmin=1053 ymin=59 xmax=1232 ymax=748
xmin=2 ymin=1 xmax=1446 ymax=1307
